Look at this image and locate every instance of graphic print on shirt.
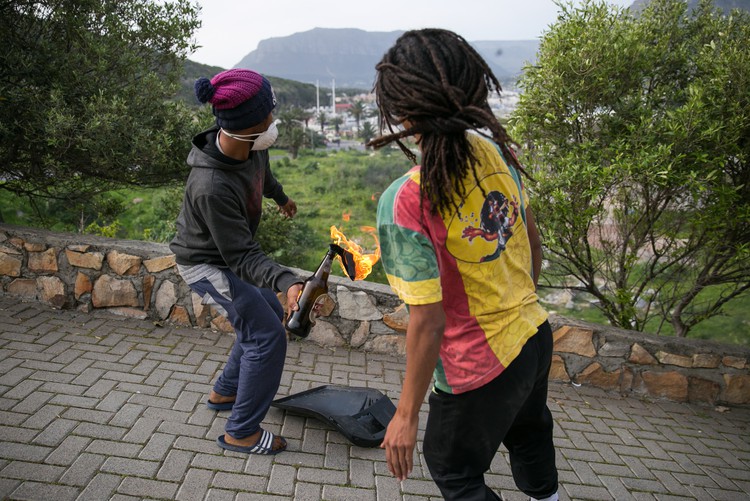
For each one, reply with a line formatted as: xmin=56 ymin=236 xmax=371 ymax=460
xmin=446 ymin=172 xmax=519 ymax=263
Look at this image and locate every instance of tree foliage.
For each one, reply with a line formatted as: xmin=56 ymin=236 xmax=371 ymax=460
xmin=348 ymin=100 xmax=366 ymax=130
xmin=277 ymin=106 xmax=320 ymax=158
xmin=512 ymin=0 xmax=750 ymax=337
xmin=256 ymin=202 xmax=320 ymax=269
xmin=360 ymin=121 xmax=376 ymax=145
xmin=0 ymin=0 xmax=201 ymax=211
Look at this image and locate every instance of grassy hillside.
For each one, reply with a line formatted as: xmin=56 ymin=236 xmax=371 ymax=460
xmin=1 ymin=144 xmax=747 ymax=345
xmin=265 ymin=147 xmax=412 ymax=282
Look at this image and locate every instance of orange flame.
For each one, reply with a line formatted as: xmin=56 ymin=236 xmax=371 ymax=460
xmin=330 ymin=225 xmax=381 ymax=280
xmin=342 ymin=210 xmax=351 ymax=222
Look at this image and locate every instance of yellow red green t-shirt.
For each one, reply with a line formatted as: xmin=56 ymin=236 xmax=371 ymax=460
xmin=376 ymin=133 xmax=548 ymax=394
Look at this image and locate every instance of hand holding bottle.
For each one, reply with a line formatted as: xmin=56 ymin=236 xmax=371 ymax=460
xmin=285 ymin=282 xmax=304 ymax=318
xmin=285 ymin=244 xmax=347 ymax=338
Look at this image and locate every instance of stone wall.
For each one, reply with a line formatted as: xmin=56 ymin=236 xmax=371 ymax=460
xmin=1 ymin=224 xmax=748 ymax=407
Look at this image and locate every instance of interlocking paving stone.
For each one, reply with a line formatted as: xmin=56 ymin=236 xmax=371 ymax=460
xmin=350 ymin=458 xmax=376 ymax=488
xmin=563 ymin=483 xmax=613 ymax=500
xmin=130 ymin=358 xmax=160 ymax=376
xmin=0 ymin=478 xmax=21 ymax=499
xmin=85 ymin=439 xmax=142 ymax=458
xmin=73 ymin=422 xmax=127 ymax=441
xmin=157 ymin=449 xmax=195 ymax=482
xmin=235 ymin=492 xmax=290 ymax=501
xmin=12 ymin=392 xmax=55 ymax=416
xmin=117 ymin=476 xmax=179 ymax=499
xmin=204 ymin=487 xmax=237 ymax=501
xmin=58 ymin=453 xmax=107 ymax=487
xmin=175 ymin=467 xmax=212 ymax=501
xmin=324 ymin=442 xmax=350 ymax=470
xmin=31 ymin=417 xmax=78 ymax=446
xmin=1 ymin=362 xmax=39 ymax=381
xmin=212 ymin=471 xmax=267 ymax=492
xmin=297 ymin=466 xmax=348 ymax=485
xmin=44 ymin=435 xmax=91 ymax=466
xmin=598 ymin=475 xmax=636 ymax=501
xmin=300 ymin=426 xmax=327 ymax=454
xmin=294 ymin=481 xmax=324 ymax=501
xmin=101 ymin=456 xmax=160 ymax=478
xmin=9 ymin=480 xmax=79 ymax=501
xmin=243 ymin=454 xmax=274 ymax=477
xmin=121 ymin=416 xmax=162 ymax=443
xmin=1 ymin=298 xmax=749 ymax=500
xmin=82 ymin=378 xmax=117 ymax=399
xmin=76 ymin=472 xmax=122 ymax=500
xmin=158 ymin=420 xmax=206 ymax=439
xmin=191 ymin=452 xmax=245 ymax=472
xmin=322 ymin=484 xmax=377 ymax=501
xmin=0 ymin=441 xmax=53 ymax=462
xmin=138 ymin=432 xmax=176 ymax=461
xmin=400 ymin=478 xmax=442 ymax=497
xmin=97 ymin=391 xmax=134 ymax=415
xmin=145 ymin=406 xmax=191 ymax=424
xmin=173 ymin=436 xmax=218 ymax=454
xmin=0 ymin=425 xmax=36 ymax=443
xmin=1 ymin=460 xmax=65 ymax=482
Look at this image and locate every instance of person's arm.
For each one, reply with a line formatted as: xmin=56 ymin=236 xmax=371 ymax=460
xmin=526 ymin=207 xmax=542 ymax=289
xmin=381 ymin=301 xmax=445 ymax=481
xmin=261 ymin=154 xmax=297 ymax=218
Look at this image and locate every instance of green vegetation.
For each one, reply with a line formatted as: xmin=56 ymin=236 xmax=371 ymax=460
xmin=540 ymin=292 xmax=750 ymax=346
xmin=0 ymin=146 xmax=412 ymax=283
xmin=1 ymin=0 xmax=747 ymax=346
xmin=263 ymin=147 xmax=412 ymax=282
xmin=1 ymin=142 xmax=747 ymax=345
xmin=512 ymin=0 xmax=750 ymax=338
xmin=0 ymin=0 xmax=202 ymax=212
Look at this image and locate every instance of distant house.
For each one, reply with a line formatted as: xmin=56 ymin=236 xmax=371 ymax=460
xmin=335 ymin=103 xmax=353 ymax=114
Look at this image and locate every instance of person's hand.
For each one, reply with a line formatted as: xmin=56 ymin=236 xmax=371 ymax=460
xmin=381 ymin=411 xmax=418 ymax=481
xmin=279 ymin=198 xmax=297 ymax=218
xmin=285 ymin=283 xmax=303 ymax=318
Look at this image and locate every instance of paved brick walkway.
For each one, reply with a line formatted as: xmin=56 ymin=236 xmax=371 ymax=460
xmin=0 ymin=296 xmax=748 ymax=501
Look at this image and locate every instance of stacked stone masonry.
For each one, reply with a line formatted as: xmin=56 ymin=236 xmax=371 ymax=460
xmin=1 ymin=224 xmax=748 ymax=407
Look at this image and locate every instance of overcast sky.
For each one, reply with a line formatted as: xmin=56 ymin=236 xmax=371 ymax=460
xmin=191 ymin=0 xmax=635 ymax=69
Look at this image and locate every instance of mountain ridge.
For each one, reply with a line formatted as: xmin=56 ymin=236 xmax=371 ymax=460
xmin=235 ymin=27 xmax=539 ymax=88
xmin=206 ymin=0 xmax=750 ymax=90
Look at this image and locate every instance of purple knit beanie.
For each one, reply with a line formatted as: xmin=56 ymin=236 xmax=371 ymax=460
xmin=194 ymin=69 xmax=277 ymax=130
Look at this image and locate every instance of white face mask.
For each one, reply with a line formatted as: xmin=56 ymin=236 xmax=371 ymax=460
xmin=220 ymin=121 xmax=279 ymax=151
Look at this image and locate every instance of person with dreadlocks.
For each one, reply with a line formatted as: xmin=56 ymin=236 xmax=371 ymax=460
xmin=371 ymin=29 xmax=558 ymax=501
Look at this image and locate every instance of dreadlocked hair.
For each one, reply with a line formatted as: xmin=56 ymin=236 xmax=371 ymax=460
xmin=368 ymin=28 xmax=528 ymax=216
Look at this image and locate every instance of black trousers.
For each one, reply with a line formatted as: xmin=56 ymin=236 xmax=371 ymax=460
xmin=423 ymin=321 xmax=557 ymax=501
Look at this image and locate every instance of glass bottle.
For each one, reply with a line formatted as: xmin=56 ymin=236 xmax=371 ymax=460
xmin=285 ymin=244 xmax=344 ymax=338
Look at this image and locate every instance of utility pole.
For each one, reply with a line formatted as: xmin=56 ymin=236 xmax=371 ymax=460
xmin=331 ymin=78 xmax=336 ymax=116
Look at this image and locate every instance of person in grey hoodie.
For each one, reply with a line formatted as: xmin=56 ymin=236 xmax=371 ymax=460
xmin=170 ymin=69 xmax=302 ymax=455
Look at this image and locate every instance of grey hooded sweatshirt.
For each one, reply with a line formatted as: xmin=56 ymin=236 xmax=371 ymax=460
xmin=169 ymin=127 xmax=300 ymax=294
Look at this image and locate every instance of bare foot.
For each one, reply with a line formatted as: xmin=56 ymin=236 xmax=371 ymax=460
xmin=208 ymin=389 xmax=235 ymax=405
xmin=224 ymin=429 xmax=286 ymax=452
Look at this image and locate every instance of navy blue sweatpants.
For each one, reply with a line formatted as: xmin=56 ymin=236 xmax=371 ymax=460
xmin=185 ymin=266 xmax=287 ymax=439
